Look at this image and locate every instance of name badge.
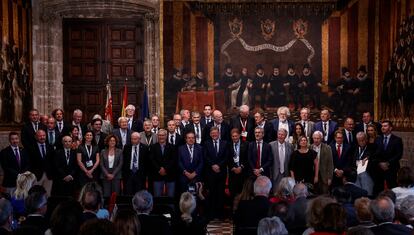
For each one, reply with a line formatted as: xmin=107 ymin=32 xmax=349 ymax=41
xmin=241 ymin=131 xmax=248 ymax=137
xmin=86 ymin=160 xmax=93 ymax=168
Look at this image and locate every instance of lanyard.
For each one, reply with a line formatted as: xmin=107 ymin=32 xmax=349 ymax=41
xmin=85 ymin=145 xmax=92 ymax=159
xmin=240 ymin=118 xmax=247 ymax=131
xmin=358 ymin=146 xmax=366 ymax=160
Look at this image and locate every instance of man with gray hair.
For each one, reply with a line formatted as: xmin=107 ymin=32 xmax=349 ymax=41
xmin=72 ymin=109 xmax=86 ymax=141
xmin=399 ymin=195 xmax=414 ymax=226
xmin=370 ymin=196 xmax=412 ymax=234
xmin=113 ymin=116 xmax=131 ymax=149
xmin=269 ymin=128 xmax=293 ymax=192
xmin=140 ymin=120 xmax=158 ymax=147
xmin=353 ymin=131 xmax=375 ymax=196
xmin=270 ymin=106 xmax=294 ymax=140
xmin=229 ymin=105 xmax=255 ymax=142
xmin=202 ymin=110 xmax=230 ymax=142
xmin=287 ymin=183 xmax=309 ymax=234
xmin=125 ymin=104 xmax=143 ymax=132
xmin=0 ymin=198 xmax=13 ymax=233
xmin=235 ymin=176 xmax=272 ymax=229
xmin=311 ymin=130 xmax=333 ymax=194
xmin=133 ymin=190 xmax=171 ymax=235
xmin=257 ymin=216 xmax=288 ymax=235
xmin=123 ymin=132 xmax=148 ymax=195
xmin=184 ymin=111 xmax=203 ymax=144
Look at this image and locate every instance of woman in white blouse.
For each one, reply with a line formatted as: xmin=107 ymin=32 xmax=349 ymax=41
xmin=100 ymin=134 xmax=123 ymax=197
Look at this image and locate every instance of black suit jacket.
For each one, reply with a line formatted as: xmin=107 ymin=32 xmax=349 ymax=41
xmin=20 ymin=215 xmax=48 ymax=234
xmin=234 ymin=196 xmax=270 ymax=228
xmin=184 ymin=123 xmax=204 ymax=143
xmin=256 ymin=121 xmax=276 ymax=143
xmin=342 ymin=129 xmax=357 ymax=149
xmin=248 ymin=141 xmax=273 ymax=177
xmin=167 ymin=133 xmax=184 ymax=147
xmin=54 ymin=148 xmax=78 ymax=180
xmin=200 ymin=116 xmax=213 ymax=129
xmin=343 ymin=183 xmax=368 ymax=203
xmin=355 ymin=121 xmax=381 ymax=134
xmin=203 ymin=139 xmax=228 ymax=176
xmin=21 ymin=122 xmax=46 ymax=149
xmin=28 ymin=143 xmax=55 ymax=180
xmin=138 ymin=214 xmax=172 ymax=235
xmin=150 ymin=143 xmax=177 ymax=181
xmin=0 ymin=146 xmax=29 ymax=187
xmin=370 ymin=223 xmax=412 ymax=235
xmin=113 ymin=128 xmax=131 ymax=149
xmin=202 ymin=121 xmax=231 ymax=143
xmin=227 ymin=141 xmax=249 ymax=170
xmin=46 ymin=128 xmax=62 ymax=150
xmin=130 ymin=118 xmax=144 ymax=132
xmin=373 ymin=134 xmax=403 ymax=173
xmin=94 ymin=131 xmax=108 ymax=151
xmin=330 ymin=142 xmax=352 ymax=170
xmin=229 ymin=115 xmax=256 ymax=142
xmin=122 ymin=144 xmax=148 ymax=181
xmin=55 ymin=120 xmax=71 ymax=136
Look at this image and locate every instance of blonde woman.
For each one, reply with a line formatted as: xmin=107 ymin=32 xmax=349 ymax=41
xmin=173 ymin=192 xmax=207 ymax=235
xmin=11 ymin=171 xmax=36 ymax=216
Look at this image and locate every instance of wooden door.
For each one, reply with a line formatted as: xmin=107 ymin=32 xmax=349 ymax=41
xmin=63 ymin=19 xmax=144 ymax=123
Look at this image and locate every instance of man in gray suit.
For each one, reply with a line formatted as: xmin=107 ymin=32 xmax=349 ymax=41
xmin=139 ymin=120 xmax=158 ymax=147
xmin=311 ymin=131 xmax=333 ymax=194
xmin=296 ymin=107 xmax=315 ymax=139
xmin=269 ymin=128 xmax=293 ymax=192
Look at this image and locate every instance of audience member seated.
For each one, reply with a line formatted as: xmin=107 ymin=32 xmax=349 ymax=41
xmin=78 ymin=182 xmax=102 ymax=222
xmin=257 ymin=216 xmax=288 ymax=235
xmin=269 ymin=177 xmax=295 ymax=204
xmin=233 ymin=177 xmax=255 ymax=213
xmin=78 ymin=219 xmax=116 ymax=235
xmin=20 ymin=185 xmax=48 ymax=234
xmin=78 ymin=182 xmax=109 ymax=220
xmin=348 ymin=197 xmax=375 ymax=233
xmin=112 ymin=208 xmax=141 ymax=235
xmin=370 ymin=196 xmax=412 ymax=235
xmin=10 ymin=171 xmax=36 ymax=217
xmin=399 ymin=195 xmax=414 ymax=227
xmin=331 ymin=187 xmax=358 ymax=227
xmin=132 ymin=190 xmax=171 ymax=235
xmin=287 ymin=183 xmax=309 ymax=234
xmin=391 ymin=167 xmax=414 ymax=208
xmin=268 ymin=201 xmax=290 ymax=224
xmin=0 ymin=198 xmax=13 ymax=235
xmin=44 ymin=199 xmax=83 ymax=235
xmin=342 ymin=168 xmax=368 ymax=203
xmin=311 ymin=203 xmax=347 ymax=235
xmin=173 ymin=192 xmax=207 ymax=235
xmin=234 ymin=176 xmax=272 ymax=232
xmin=303 ymin=195 xmax=336 ymax=235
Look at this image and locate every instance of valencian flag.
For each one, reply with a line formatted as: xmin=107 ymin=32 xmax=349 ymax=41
xmin=121 ymin=79 xmax=128 ymax=117
xmin=104 ymin=76 xmax=113 ymax=124
xmin=141 ymin=80 xmax=149 ymax=121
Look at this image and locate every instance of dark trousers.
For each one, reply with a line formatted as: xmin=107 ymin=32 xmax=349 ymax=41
xmin=373 ymin=168 xmax=398 ymax=196
xmin=123 ymin=172 xmax=145 ymax=195
xmin=206 ymin=171 xmax=226 ymax=219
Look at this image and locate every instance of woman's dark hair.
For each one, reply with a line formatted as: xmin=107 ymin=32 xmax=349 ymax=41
xmin=314 ymin=203 xmax=347 ymax=234
xmin=104 ymin=134 xmax=119 ymax=147
xmin=112 ymin=208 xmax=141 ymax=235
xmin=397 ymin=167 xmax=414 ymax=188
xmin=50 ymin=200 xmax=83 ymax=235
xmin=268 ymin=201 xmax=290 ymax=222
xmin=79 ymin=219 xmax=116 ymax=235
xmin=70 ymin=125 xmax=79 ymax=133
xmin=82 ymin=130 xmax=96 ymax=145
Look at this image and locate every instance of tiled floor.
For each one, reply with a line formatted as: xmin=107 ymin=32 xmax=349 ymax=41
xmin=206 ymin=219 xmax=233 ymax=235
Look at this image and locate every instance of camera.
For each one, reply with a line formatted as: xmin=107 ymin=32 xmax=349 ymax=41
xmin=188 ymin=183 xmax=197 ymax=196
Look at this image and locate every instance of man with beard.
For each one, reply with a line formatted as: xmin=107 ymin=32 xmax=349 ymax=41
xmin=251 ymin=64 xmax=268 ymax=109
xmin=267 ymin=64 xmax=286 ymax=107
xmin=354 ymin=65 xmax=373 ymax=106
xmin=216 ymin=64 xmax=237 ymax=109
xmin=230 ymin=67 xmax=251 ymax=108
xmin=301 ymin=63 xmax=321 ymax=110
xmin=285 ymin=64 xmax=300 ymax=110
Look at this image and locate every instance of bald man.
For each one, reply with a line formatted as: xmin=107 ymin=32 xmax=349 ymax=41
xmin=202 ymin=110 xmax=230 ymax=143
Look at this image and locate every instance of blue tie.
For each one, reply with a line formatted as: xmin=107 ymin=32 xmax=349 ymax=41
xmin=41 ymin=144 xmax=46 ymax=158
xmin=383 ymin=136 xmax=389 ymax=149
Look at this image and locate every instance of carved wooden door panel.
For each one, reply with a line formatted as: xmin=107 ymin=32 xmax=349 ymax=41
xmin=63 ymin=19 xmax=144 ymax=123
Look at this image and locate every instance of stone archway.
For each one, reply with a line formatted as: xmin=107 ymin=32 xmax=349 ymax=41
xmin=31 ymin=0 xmax=160 ymax=117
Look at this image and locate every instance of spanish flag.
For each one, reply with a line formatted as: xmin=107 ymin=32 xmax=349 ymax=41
xmin=121 ymin=82 xmax=128 ymax=117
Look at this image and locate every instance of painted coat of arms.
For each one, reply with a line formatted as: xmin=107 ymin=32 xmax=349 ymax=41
xmin=261 ymin=19 xmax=275 ymax=41
xmin=293 ymin=19 xmax=308 ymax=39
xmin=229 ymin=18 xmax=243 ymax=38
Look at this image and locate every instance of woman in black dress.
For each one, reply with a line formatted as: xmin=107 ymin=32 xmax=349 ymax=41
xmin=77 ymin=130 xmax=100 ymax=186
xmin=289 ymin=136 xmax=319 ymax=185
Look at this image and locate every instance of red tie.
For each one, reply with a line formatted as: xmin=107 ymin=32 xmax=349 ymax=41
xmin=256 ymin=142 xmax=261 ymax=169
xmin=337 ymin=144 xmax=341 ymax=159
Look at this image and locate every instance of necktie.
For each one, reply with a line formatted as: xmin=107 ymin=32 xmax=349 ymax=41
xmin=323 ymin=122 xmax=327 ymax=136
xmin=161 ymin=144 xmax=165 ymax=155
xmin=383 ymin=136 xmax=388 ymax=149
xmin=214 ymin=140 xmax=218 ymax=154
xmin=348 ymin=132 xmax=352 ymax=143
xmin=34 ymin=122 xmax=38 ymax=132
xmin=279 ymin=144 xmax=285 ymax=174
xmin=170 ymin=135 xmax=174 ymax=145
xmin=189 ymin=145 xmax=193 ymax=163
xmin=364 ymin=123 xmax=367 ymax=133
xmin=14 ymin=148 xmax=21 ymax=167
xmin=153 ymin=128 xmax=156 ymax=133
xmin=58 ymin=122 xmax=62 ymax=132
xmin=66 ymin=150 xmax=70 ymax=164
xmin=132 ymin=146 xmax=138 ymax=173
xmin=303 ymin=122 xmax=306 ymax=133
xmin=41 ymin=144 xmax=46 ymax=158
xmin=128 ymin=119 xmax=132 ymax=130
xmin=49 ymin=131 xmax=54 ymax=145
xmin=337 ymin=144 xmax=341 ymax=159
xmin=195 ymin=125 xmax=200 ymax=140
xmin=256 ymin=142 xmax=261 ymax=168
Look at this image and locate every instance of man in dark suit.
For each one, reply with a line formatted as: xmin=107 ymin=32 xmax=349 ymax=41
xmin=46 ymin=117 xmax=61 ymax=150
xmin=229 ymin=105 xmax=255 ymax=142
xmin=184 ymin=111 xmax=204 ymax=144
xmin=151 ymin=129 xmax=177 ymax=198
xmin=178 ymin=131 xmax=203 ymax=193
xmin=315 ymin=109 xmax=338 ymax=144
xmin=91 ymin=118 xmax=108 ymax=151
xmin=202 ymin=110 xmax=230 ymax=143
xmin=370 ymin=196 xmax=412 ymax=235
xmin=200 ymin=104 xmax=213 ymax=129
xmin=21 ymin=109 xmax=46 ymax=149
xmin=286 ymin=183 xmax=309 ymax=234
xmin=123 ymin=132 xmax=148 ymax=195
xmin=234 ymin=176 xmax=272 ymax=229
xmin=248 ymin=127 xmax=273 ymax=178
xmin=167 ymin=120 xmax=183 ymax=146
xmin=203 ymin=126 xmax=228 ymax=219
xmin=342 ymin=117 xmax=357 ymax=149
xmin=151 ymin=114 xmax=161 ymax=134
xmin=28 ymin=129 xmax=55 ymax=196
xmin=173 ymin=113 xmax=185 ymax=136
xmin=52 ymin=108 xmax=70 ymax=136
xmin=330 ymin=130 xmax=352 ymax=187
xmin=342 ymin=167 xmax=368 ymax=203
xmin=71 ymin=109 xmax=87 ymax=141
xmin=0 ymin=132 xmax=29 ymax=195
xmin=20 ymin=186 xmax=49 ymax=234
xmin=253 ymin=108 xmax=275 ymax=143
xmin=297 ymin=107 xmax=316 ymax=139
xmin=270 ymin=106 xmax=294 ymax=139
xmin=228 ymin=128 xmax=248 ymax=197
xmin=125 ymin=104 xmax=143 ymax=132
xmin=355 ymin=111 xmax=382 ymax=134
xmin=372 ymin=120 xmax=403 ymax=195
xmin=52 ymin=135 xmax=77 ymax=196
xmin=113 ymin=116 xmax=131 ymax=149
xmin=180 ymin=109 xmax=192 ymax=129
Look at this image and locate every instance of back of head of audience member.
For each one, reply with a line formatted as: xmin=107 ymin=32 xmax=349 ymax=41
xmin=331 ymin=187 xmax=352 ymax=204
xmin=25 ymin=185 xmax=47 ymax=215
xmin=179 ymin=192 xmax=196 ymax=224
xmin=396 ymin=167 xmax=414 ymax=188
xmin=254 ymin=176 xmax=272 ymax=197
xmin=398 ymin=195 xmax=414 ymax=225
xmin=378 ymin=190 xmax=397 ymax=204
xmin=239 ymin=177 xmax=255 ymax=201
xmin=78 ymin=219 xmax=116 ymax=235
xmin=132 ymin=190 xmax=153 ymax=214
xmin=268 ymin=201 xmax=290 ymax=222
xmin=274 ymin=177 xmax=295 ymax=199
xmin=370 ymin=196 xmax=395 ymax=223
xmin=354 ymin=197 xmax=373 ymax=222
xmin=343 ymin=167 xmax=358 ymax=184
xmin=112 ymin=208 xmax=141 ymax=235
xmin=78 ymin=182 xmax=104 ymax=212
xmin=257 ymin=216 xmax=288 ymax=235
xmin=347 ymin=227 xmax=375 ymax=235
xmin=0 ymin=198 xmax=13 ymax=230
xmin=14 ymin=171 xmax=36 ymax=200
xmin=306 ymin=195 xmax=337 ymax=228
xmin=50 ymin=200 xmax=83 ymax=235
xmin=293 ymin=183 xmax=308 ymax=198
xmin=314 ymin=203 xmax=347 ymax=234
